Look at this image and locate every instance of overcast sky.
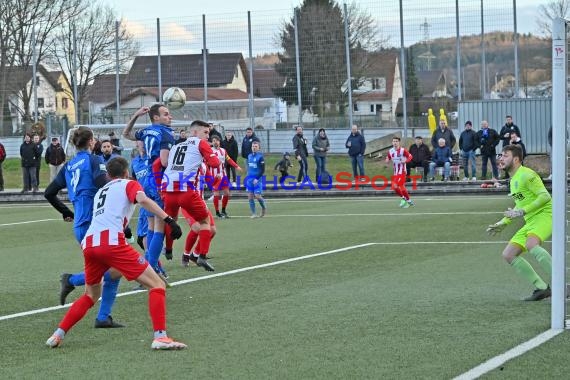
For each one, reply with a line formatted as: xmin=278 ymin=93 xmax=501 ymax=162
xmin=104 ymin=0 xmax=553 ymax=55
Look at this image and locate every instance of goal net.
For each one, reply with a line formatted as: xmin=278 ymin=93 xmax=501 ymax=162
xmin=551 ymin=17 xmax=569 ymax=329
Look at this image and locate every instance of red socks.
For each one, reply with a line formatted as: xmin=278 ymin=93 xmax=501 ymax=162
xmin=59 ymin=294 xmax=95 ymax=332
xmin=148 ymin=288 xmax=166 ymax=332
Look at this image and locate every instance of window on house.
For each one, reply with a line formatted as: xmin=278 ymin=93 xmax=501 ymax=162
xmin=370 ymin=104 xmax=374 ymax=113
xmin=376 ymin=104 xmax=382 ymax=114
xmin=62 ymin=98 xmax=68 ymax=109
xmin=353 ymin=103 xmax=358 ymax=112
xmin=372 ymin=79 xmax=379 ymax=90
xmin=35 ymin=76 xmax=41 ymax=86
xmin=38 ymin=98 xmax=44 ymax=108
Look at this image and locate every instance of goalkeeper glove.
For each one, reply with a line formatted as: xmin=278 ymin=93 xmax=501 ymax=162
xmin=504 ymin=208 xmax=524 ymax=219
xmin=164 ymin=216 xmax=182 ymax=240
xmin=486 ymin=221 xmax=507 ymax=236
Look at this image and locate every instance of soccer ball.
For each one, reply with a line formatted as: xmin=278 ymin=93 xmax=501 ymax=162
xmin=162 ymin=87 xmax=186 ymax=110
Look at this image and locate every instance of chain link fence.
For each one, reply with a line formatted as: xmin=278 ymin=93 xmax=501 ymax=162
xmin=0 ymin=0 xmax=545 ymax=139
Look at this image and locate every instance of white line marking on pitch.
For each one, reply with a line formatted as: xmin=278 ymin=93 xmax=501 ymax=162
xmin=229 ymin=211 xmax=503 ymax=218
xmin=0 ymin=243 xmax=377 ymax=321
xmin=0 ymin=218 xmax=58 ymax=227
xmin=0 ymin=241 xmax=508 ymax=322
xmin=453 ymin=329 xmax=564 ymax=380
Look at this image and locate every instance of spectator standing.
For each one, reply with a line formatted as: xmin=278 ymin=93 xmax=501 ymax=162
xmin=175 ymin=130 xmax=187 ymax=144
xmin=100 ymin=140 xmax=120 ymax=163
xmin=312 ymin=128 xmax=329 ymax=180
xmin=33 ymin=134 xmax=43 ymax=189
xmin=428 ymin=138 xmax=453 ymax=181
xmin=208 ymin=123 xmax=223 ymax=143
xmin=108 ymin=131 xmax=123 ymax=154
xmin=346 ymin=124 xmax=366 ymax=178
xmin=20 ymin=133 xmax=38 ymax=192
xmin=476 ymin=120 xmax=500 ymax=180
xmin=241 ymin=127 xmax=260 ymax=162
xmin=292 ymin=126 xmax=309 ymax=182
xmin=274 ymin=152 xmax=293 ymax=183
xmin=407 ymin=136 xmax=431 ymax=182
xmin=0 ymin=139 xmax=5 ymax=191
xmin=45 ymin=137 xmax=66 ymax=182
xmin=431 ymin=119 xmax=456 ymax=149
xmin=509 ymin=131 xmax=526 ymax=159
xmin=221 ymin=131 xmax=239 ymax=186
xmin=499 ymin=115 xmax=521 ymax=148
xmin=458 ymin=121 xmax=478 ymax=181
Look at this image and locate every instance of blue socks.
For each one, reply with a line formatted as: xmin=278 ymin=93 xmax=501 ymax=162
xmin=96 ymin=271 xmax=120 ymax=322
xmin=249 ymin=199 xmax=256 ymax=214
xmin=147 ymin=231 xmax=164 ymax=270
xmin=258 ymin=198 xmax=266 ymax=209
xmin=69 ymin=272 xmax=85 ymax=286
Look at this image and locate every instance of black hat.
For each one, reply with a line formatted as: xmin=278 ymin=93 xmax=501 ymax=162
xmin=465 ymin=120 xmax=472 ymax=126
xmin=414 ymin=136 xmax=422 ymax=139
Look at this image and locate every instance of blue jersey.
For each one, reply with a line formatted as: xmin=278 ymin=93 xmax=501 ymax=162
xmin=52 ymin=151 xmax=107 ymax=237
xmin=130 ymin=155 xmax=149 ymax=183
xmin=247 ymin=152 xmax=265 ymax=179
xmin=134 ymin=124 xmax=174 ymax=168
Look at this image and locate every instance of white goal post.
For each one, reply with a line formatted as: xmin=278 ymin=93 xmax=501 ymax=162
xmin=551 ymin=17 xmax=568 ymax=330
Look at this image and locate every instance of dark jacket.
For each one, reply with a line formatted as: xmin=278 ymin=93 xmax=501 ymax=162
xmin=459 ymin=129 xmax=478 ymax=152
xmin=432 ymin=146 xmax=452 ymax=166
xmin=408 ymin=143 xmax=431 ymax=164
xmin=45 ymin=143 xmax=66 ymax=166
xmin=274 ymin=156 xmax=292 ymax=173
xmin=312 ymin=134 xmax=330 ymax=158
xmin=34 ymin=143 xmax=43 ymax=167
xmin=476 ymin=128 xmax=500 ymax=156
xmin=499 ymin=123 xmax=521 ymax=147
xmin=292 ymin=133 xmax=309 ymax=158
xmin=346 ymin=132 xmax=366 ymax=156
xmin=221 ymin=135 xmax=239 ymax=161
xmin=208 ymin=128 xmax=223 ymax=143
xmin=241 ymin=133 xmax=260 ymax=159
xmin=20 ymin=141 xmax=38 ymax=167
xmin=431 ymin=127 xmax=456 ymax=149
xmin=0 ymin=142 xmax=6 ymax=163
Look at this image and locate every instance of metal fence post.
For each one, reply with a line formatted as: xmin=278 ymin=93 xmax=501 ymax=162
xmin=294 ymin=8 xmax=302 ymax=126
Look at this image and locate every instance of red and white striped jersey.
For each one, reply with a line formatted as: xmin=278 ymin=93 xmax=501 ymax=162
xmin=162 ymin=137 xmax=220 ymax=192
xmin=387 ymin=147 xmax=412 ymax=175
xmin=81 ymin=179 xmax=143 ymax=248
xmin=210 ymin=147 xmax=227 ymax=178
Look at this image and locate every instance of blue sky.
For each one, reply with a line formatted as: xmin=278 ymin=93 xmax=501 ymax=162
xmin=105 ymin=0 xmax=553 ymax=55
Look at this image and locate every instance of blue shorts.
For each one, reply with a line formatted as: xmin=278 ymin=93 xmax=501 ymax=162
xmin=74 ymin=223 xmax=90 ymax=244
xmin=245 ymin=177 xmax=263 ymax=194
xmin=137 ymin=208 xmax=149 ymax=237
xmin=143 ymin=175 xmax=164 ymax=210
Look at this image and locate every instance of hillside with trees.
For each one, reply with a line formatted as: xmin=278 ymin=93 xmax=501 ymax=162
xmin=410 ymin=32 xmax=551 ymax=99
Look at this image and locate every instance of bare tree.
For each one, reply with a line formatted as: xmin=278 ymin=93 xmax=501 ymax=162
xmin=536 ymin=0 xmax=570 ymax=36
xmin=11 ymin=0 xmax=84 ymax=123
xmin=0 ymin=1 xmax=19 ymax=133
xmin=48 ymin=2 xmax=139 ymax=124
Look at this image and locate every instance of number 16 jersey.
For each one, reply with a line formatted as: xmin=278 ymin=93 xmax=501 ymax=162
xmin=162 ymin=137 xmax=219 ymax=192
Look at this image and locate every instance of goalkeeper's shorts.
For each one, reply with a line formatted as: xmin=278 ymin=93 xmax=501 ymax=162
xmin=510 ymin=212 xmax=552 ymax=250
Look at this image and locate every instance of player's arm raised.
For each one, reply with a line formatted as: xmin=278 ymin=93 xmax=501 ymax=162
xmin=123 ymin=107 xmax=149 ymax=141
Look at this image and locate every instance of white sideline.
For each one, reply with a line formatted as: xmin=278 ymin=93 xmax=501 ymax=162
xmin=0 ymin=242 xmax=378 ymax=321
xmin=0 ymin=240 xmax=508 ymax=322
xmin=453 ymin=329 xmax=564 ymax=380
xmin=0 ymin=218 xmax=57 ymax=226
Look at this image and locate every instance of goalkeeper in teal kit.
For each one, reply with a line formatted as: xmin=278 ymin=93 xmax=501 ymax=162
xmin=487 ymin=144 xmax=552 ymax=301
